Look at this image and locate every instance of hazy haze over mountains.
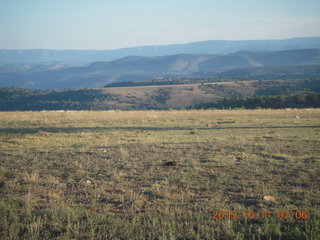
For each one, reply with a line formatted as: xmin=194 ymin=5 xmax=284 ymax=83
xmin=1 ymin=1 xmax=320 ymax=110
xmin=0 ymin=47 xmax=320 ymax=89
xmin=1 ymin=37 xmax=320 ymax=65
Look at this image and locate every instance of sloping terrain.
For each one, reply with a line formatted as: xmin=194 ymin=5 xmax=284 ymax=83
xmin=1 ymin=49 xmax=320 ymax=89
xmin=1 ymin=78 xmax=319 ymax=110
xmin=215 ymin=65 xmax=320 ymax=79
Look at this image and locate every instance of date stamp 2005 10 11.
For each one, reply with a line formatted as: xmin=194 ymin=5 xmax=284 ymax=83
xmin=211 ymin=210 xmax=309 ymax=220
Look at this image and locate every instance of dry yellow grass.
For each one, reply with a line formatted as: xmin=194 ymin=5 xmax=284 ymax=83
xmin=0 ymin=108 xmax=319 ymax=239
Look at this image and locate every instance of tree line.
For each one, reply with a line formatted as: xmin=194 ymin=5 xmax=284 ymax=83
xmin=193 ymin=92 xmax=320 ymax=109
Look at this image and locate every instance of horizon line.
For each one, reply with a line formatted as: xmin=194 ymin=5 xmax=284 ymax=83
xmin=1 ymin=36 xmax=319 ymax=51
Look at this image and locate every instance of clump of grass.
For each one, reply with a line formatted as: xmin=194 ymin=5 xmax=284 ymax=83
xmin=24 ymin=170 xmax=39 ymax=184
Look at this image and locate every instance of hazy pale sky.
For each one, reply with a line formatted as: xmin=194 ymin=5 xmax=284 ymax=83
xmin=1 ymin=0 xmax=320 ymax=50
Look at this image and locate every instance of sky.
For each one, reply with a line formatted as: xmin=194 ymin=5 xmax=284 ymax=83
xmin=1 ymin=0 xmax=320 ymax=50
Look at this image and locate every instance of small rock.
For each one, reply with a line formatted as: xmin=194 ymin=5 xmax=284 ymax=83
xmin=263 ymin=195 xmax=276 ymax=202
xmin=190 ymin=129 xmax=197 ymax=134
xmin=86 ymin=180 xmax=93 ymax=185
xmin=164 ymin=161 xmax=177 ymax=166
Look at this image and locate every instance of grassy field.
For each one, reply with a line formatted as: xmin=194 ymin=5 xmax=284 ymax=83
xmin=0 ymin=109 xmax=319 ymax=239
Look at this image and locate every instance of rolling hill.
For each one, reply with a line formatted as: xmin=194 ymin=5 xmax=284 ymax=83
xmin=1 ymin=78 xmax=319 ymax=111
xmin=1 ymin=37 xmax=320 ymax=65
xmin=0 ymin=49 xmax=320 ymax=89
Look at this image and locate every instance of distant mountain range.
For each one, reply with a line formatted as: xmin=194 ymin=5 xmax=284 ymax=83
xmin=1 ymin=37 xmax=320 ymax=65
xmin=0 ymin=48 xmax=320 ymax=89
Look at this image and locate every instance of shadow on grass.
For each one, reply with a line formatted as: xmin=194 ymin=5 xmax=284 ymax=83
xmin=0 ymin=125 xmax=319 ymax=134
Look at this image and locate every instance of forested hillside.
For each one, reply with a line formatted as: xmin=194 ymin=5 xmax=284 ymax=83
xmin=1 ymin=78 xmax=319 ymax=111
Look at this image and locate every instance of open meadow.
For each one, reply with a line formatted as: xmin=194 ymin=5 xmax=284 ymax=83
xmin=0 ymin=109 xmax=319 ymax=239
